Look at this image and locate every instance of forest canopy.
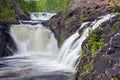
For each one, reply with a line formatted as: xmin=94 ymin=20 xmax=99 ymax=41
xmin=0 ymin=0 xmax=70 ymax=22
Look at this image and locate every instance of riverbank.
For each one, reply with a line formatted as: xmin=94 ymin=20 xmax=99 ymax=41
xmin=43 ymin=0 xmax=120 ymax=80
xmin=1 ymin=0 xmax=120 ymax=80
xmin=43 ymin=0 xmax=120 ymax=44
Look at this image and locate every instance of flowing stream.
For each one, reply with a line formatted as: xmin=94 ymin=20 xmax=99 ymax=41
xmin=0 ymin=13 xmax=115 ymax=80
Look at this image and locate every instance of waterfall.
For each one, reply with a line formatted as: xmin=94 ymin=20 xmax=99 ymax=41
xmin=9 ymin=13 xmax=115 ymax=71
xmin=30 ymin=12 xmax=56 ymax=21
xmin=11 ymin=24 xmax=58 ymax=55
xmin=0 ymin=12 xmax=117 ymax=80
xmin=58 ymin=14 xmax=115 ymax=68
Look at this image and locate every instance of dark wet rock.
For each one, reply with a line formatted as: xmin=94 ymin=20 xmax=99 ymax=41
xmin=0 ymin=23 xmax=17 ymax=57
xmin=43 ymin=12 xmax=81 ymax=45
xmin=76 ymin=14 xmax=120 ymax=80
xmin=29 ymin=75 xmax=73 ymax=80
xmin=0 ymin=63 xmax=7 ymax=68
xmin=93 ymin=57 xmax=113 ymax=73
xmin=111 ymin=33 xmax=120 ymax=48
xmin=43 ymin=0 xmax=120 ymax=46
xmin=83 ymin=17 xmax=95 ymax=22
xmin=111 ymin=51 xmax=120 ymax=58
xmin=0 ymin=70 xmax=75 ymax=80
xmin=103 ymin=27 xmax=111 ymax=35
xmin=106 ymin=47 xmax=115 ymax=55
xmin=38 ymin=0 xmax=120 ymax=80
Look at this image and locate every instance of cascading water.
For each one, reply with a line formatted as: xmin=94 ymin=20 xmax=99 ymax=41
xmin=30 ymin=12 xmax=56 ymax=21
xmin=11 ymin=24 xmax=58 ymax=54
xmin=0 ymin=13 xmax=115 ymax=79
xmin=58 ymin=14 xmax=115 ymax=68
xmin=57 ymin=22 xmax=90 ymax=67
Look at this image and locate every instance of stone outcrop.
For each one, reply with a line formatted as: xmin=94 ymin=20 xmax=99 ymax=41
xmin=76 ymin=14 xmax=120 ymax=80
xmin=69 ymin=0 xmax=120 ymax=11
xmin=44 ymin=0 xmax=120 ymax=80
xmin=44 ymin=0 xmax=120 ymax=45
xmin=0 ymin=23 xmax=17 ymax=57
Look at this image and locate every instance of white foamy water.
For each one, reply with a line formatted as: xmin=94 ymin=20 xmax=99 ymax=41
xmin=58 ymin=14 xmax=115 ymax=68
xmin=9 ymin=23 xmax=71 ymax=72
xmin=0 ymin=13 xmax=115 ymax=79
xmin=30 ymin=12 xmax=56 ymax=21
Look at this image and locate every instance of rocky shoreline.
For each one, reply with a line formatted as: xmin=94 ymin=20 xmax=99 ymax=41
xmin=0 ymin=0 xmax=120 ymax=80
xmin=43 ymin=0 xmax=120 ymax=45
xmin=43 ymin=0 xmax=120 ymax=80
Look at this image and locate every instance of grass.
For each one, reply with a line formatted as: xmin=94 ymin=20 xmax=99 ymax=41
xmin=91 ymin=41 xmax=104 ymax=55
xmin=19 ymin=0 xmax=37 ymax=12
xmin=81 ymin=50 xmax=86 ymax=57
xmin=79 ymin=14 xmax=85 ymax=21
xmin=36 ymin=0 xmax=70 ymax=12
xmin=112 ymin=0 xmax=119 ymax=13
xmin=113 ymin=77 xmax=118 ymax=80
xmin=88 ymin=30 xmax=104 ymax=55
xmin=0 ymin=0 xmax=71 ymax=22
xmin=0 ymin=0 xmax=16 ymax=22
xmin=108 ymin=25 xmax=117 ymax=37
xmin=80 ymin=63 xmax=93 ymax=76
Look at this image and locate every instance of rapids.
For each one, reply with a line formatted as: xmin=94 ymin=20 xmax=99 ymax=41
xmin=0 ymin=13 xmax=115 ymax=80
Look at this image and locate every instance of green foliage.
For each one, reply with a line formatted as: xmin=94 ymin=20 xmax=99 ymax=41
xmin=91 ymin=41 xmax=104 ymax=55
xmin=0 ymin=0 xmax=15 ymax=22
xmin=0 ymin=9 xmax=15 ymax=22
xmin=81 ymin=50 xmax=86 ymax=57
xmin=36 ymin=0 xmax=70 ymax=12
xmin=93 ymin=70 xmax=97 ymax=74
xmin=65 ymin=17 xmax=71 ymax=26
xmin=88 ymin=31 xmax=97 ymax=45
xmin=80 ymin=14 xmax=85 ymax=21
xmin=108 ymin=25 xmax=117 ymax=37
xmin=98 ymin=27 xmax=103 ymax=31
xmin=19 ymin=0 xmax=37 ymax=12
xmin=0 ymin=0 xmax=70 ymax=22
xmin=65 ymin=15 xmax=75 ymax=26
xmin=0 ymin=0 xmax=37 ymax=22
xmin=88 ymin=31 xmax=104 ymax=55
xmin=112 ymin=0 xmax=119 ymax=13
xmin=113 ymin=77 xmax=118 ymax=80
xmin=75 ymin=67 xmax=78 ymax=71
xmin=80 ymin=63 xmax=93 ymax=76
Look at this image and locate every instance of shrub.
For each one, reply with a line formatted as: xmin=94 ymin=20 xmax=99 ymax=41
xmin=81 ymin=50 xmax=86 ymax=57
xmin=108 ymin=25 xmax=117 ymax=37
xmin=112 ymin=0 xmax=119 ymax=13
xmin=80 ymin=63 xmax=93 ymax=76
xmin=0 ymin=0 xmax=16 ymax=22
xmin=88 ymin=30 xmax=104 ymax=55
xmin=36 ymin=0 xmax=70 ymax=12
xmin=91 ymin=41 xmax=104 ymax=55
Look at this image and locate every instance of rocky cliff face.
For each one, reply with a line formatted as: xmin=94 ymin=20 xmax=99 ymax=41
xmin=44 ymin=0 xmax=120 ymax=45
xmin=0 ymin=0 xmax=29 ymax=57
xmin=77 ymin=14 xmax=120 ymax=80
xmin=44 ymin=0 xmax=120 ymax=80
xmin=69 ymin=0 xmax=117 ymax=11
xmin=0 ymin=23 xmax=17 ymax=57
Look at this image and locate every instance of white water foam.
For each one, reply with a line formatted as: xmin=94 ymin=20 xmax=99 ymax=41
xmin=5 ymin=13 xmax=115 ymax=75
xmin=30 ymin=12 xmax=56 ymax=21
xmin=58 ymin=14 xmax=115 ymax=68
